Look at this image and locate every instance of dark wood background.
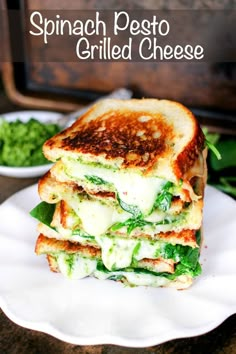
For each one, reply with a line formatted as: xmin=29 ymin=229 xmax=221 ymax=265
xmin=1 ymin=0 xmax=236 ymax=115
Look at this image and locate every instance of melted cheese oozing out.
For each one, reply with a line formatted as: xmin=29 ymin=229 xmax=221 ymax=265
xmin=95 ymin=236 xmax=137 ymax=270
xmin=94 ymin=270 xmax=171 ymax=287
xmin=57 ymin=254 xmax=97 ymax=279
xmin=49 ymin=190 xmax=200 ymax=246
xmin=95 ymin=235 xmax=164 ymax=271
xmin=63 ymin=158 xmax=165 ymax=215
xmin=77 ymin=200 xmax=129 ymax=236
xmin=55 ymin=255 xmax=172 ymax=286
xmin=58 ymin=193 xmax=201 ymax=238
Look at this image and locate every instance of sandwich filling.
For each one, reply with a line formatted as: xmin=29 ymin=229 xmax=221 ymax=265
xmin=31 ymin=98 xmax=206 ymax=289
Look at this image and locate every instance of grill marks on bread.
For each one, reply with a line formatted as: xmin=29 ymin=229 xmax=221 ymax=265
xmin=43 ymin=99 xmax=205 ymax=180
xmin=47 ymin=111 xmax=173 ymax=169
xmin=37 ymin=234 xmax=175 ymax=274
xmin=35 ymin=234 xmax=101 ymax=257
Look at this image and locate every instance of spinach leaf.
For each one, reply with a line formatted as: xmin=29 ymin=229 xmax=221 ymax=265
xmin=181 ymin=247 xmax=199 ymax=268
xmin=97 ymin=259 xmax=201 ymax=281
xmin=110 ymin=217 xmax=153 ymax=234
xmin=196 ymin=229 xmax=201 ymax=246
xmin=132 ymin=241 xmax=141 ymax=259
xmin=117 ymin=194 xmax=142 ymax=218
xmin=204 ymin=129 xmax=236 ymax=197
xmin=108 ymin=274 xmax=124 ymax=281
xmin=65 ymin=254 xmax=75 ymax=274
xmin=173 ymin=262 xmax=202 ymax=278
xmin=71 ymin=230 xmax=95 ymax=240
xmin=128 ymin=262 xmax=201 ymax=279
xmin=111 ymin=216 xmax=174 ymax=234
xmin=30 ymin=202 xmax=55 ymax=227
xmin=153 ymin=181 xmax=174 ymax=212
xmin=212 ymin=177 xmax=236 ymax=197
xmin=202 ymin=128 xmax=220 ymax=145
xmin=84 ymin=175 xmax=109 ymax=185
xmin=96 ymin=261 xmax=109 ymax=272
xmin=163 ymin=231 xmax=201 ymax=270
xmin=205 ymin=139 xmax=222 ymax=160
xmin=210 ymin=140 xmax=236 ymax=171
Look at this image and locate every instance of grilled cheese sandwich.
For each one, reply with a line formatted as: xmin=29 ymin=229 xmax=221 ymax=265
xmin=31 ymin=98 xmax=206 ymax=289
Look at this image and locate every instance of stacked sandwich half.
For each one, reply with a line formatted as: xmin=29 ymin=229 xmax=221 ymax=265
xmin=31 ymin=99 xmax=207 ymax=289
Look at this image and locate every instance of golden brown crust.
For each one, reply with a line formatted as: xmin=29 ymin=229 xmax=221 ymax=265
xmin=43 ymin=99 xmax=205 ymax=176
xmin=39 ymin=170 xmax=83 ymax=203
xmin=46 ymin=254 xmax=59 ymax=273
xmin=44 ymin=110 xmax=173 ymax=170
xmin=139 ymin=258 xmax=175 ymax=273
xmin=39 ymin=170 xmax=116 ymax=203
xmin=111 ymin=229 xmax=198 ymax=247
xmin=35 ymin=234 xmax=101 ymax=257
xmin=157 ymin=229 xmax=197 ymax=246
xmin=173 ymin=119 xmax=205 ymax=179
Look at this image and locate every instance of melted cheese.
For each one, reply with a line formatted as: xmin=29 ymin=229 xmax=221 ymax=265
xmin=62 ymin=158 xmax=165 ymax=215
xmin=94 ymin=270 xmax=171 ymax=287
xmin=48 ymin=195 xmax=201 ymax=244
xmin=95 ymin=235 xmax=164 ymax=271
xmin=49 ymin=169 xmax=202 ymax=238
xmin=57 ymin=254 xmax=97 ymax=279
xmin=55 ymin=254 xmax=172 ymax=286
xmin=95 ymin=236 xmax=137 ymax=270
xmin=77 ymin=199 xmax=129 ymax=236
xmin=76 ymin=198 xmax=201 ymax=237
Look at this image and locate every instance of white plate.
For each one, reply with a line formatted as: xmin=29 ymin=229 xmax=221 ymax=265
xmin=0 ymin=185 xmax=235 ymax=347
xmin=0 ymin=111 xmax=63 ymax=178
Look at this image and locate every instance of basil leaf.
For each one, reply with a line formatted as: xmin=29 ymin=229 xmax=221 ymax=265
xmin=30 ymin=202 xmax=55 ymax=227
xmin=84 ymin=175 xmax=109 ymax=185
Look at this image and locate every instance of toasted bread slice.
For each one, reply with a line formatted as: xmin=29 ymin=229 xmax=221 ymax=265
xmin=37 ymin=171 xmax=203 ymax=242
xmin=36 ymin=234 xmax=175 ymax=274
xmin=46 ymin=254 xmax=175 ymax=275
xmin=35 ymin=234 xmax=100 ymax=258
xmin=39 ymin=170 xmax=116 ymax=205
xmin=43 ymin=99 xmax=204 ymax=180
xmin=38 ymin=216 xmax=199 ymax=248
xmin=39 ymin=236 xmax=192 ymax=289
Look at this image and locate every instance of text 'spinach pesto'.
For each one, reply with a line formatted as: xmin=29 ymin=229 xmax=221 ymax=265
xmin=31 ymin=99 xmax=207 ymax=289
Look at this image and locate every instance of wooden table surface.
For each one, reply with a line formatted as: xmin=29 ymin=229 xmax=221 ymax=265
xmin=0 ymin=94 xmax=236 ymax=354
